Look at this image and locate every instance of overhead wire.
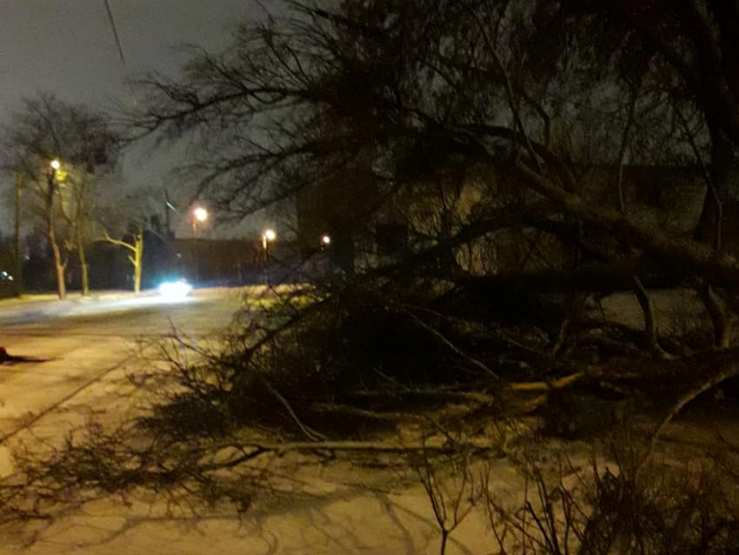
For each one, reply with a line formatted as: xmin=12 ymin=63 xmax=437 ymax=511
xmin=104 ymin=0 xmax=126 ymax=67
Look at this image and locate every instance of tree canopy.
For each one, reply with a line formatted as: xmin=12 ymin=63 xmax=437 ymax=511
xmin=125 ymin=0 xmax=737 ymax=273
xmin=5 ymin=4 xmax=739 ymax=549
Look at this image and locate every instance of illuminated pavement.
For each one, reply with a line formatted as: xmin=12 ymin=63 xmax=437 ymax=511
xmin=0 ymin=289 xmax=734 ymax=554
xmin=0 ymin=286 xmax=508 ymax=555
xmin=0 ymin=288 xmax=242 ymax=452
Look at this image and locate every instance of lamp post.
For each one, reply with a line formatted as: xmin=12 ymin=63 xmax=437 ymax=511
xmin=14 ymin=173 xmax=23 ymax=295
xmin=46 ymin=159 xmax=66 ymax=299
xmin=261 ymin=228 xmax=276 ymax=285
xmin=262 ymin=228 xmax=276 ymax=251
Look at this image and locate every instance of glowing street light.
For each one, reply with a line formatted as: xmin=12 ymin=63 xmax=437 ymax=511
xmin=261 ymin=228 xmax=277 ymax=285
xmin=262 ymin=228 xmax=276 ymax=250
xmin=321 ymin=234 xmax=331 ymax=246
xmin=191 ymin=205 xmax=209 ymax=237
xmin=193 ymin=206 xmax=208 ymax=223
xmin=48 ymin=159 xmax=68 ymax=183
xmin=47 ymin=159 xmax=62 ymax=189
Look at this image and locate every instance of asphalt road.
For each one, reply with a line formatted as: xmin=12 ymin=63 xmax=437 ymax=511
xmin=0 ymin=288 xmax=242 ymax=449
xmin=0 ymin=288 xmax=733 ymax=554
xmin=0 ymin=286 xmax=500 ymax=555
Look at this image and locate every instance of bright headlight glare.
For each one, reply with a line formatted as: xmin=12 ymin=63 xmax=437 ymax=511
xmin=158 ymin=280 xmax=193 ymax=300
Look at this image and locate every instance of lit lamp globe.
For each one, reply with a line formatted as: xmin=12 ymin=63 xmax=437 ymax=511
xmin=262 ymin=228 xmax=276 ymax=251
xmin=193 ymin=206 xmax=208 ymax=222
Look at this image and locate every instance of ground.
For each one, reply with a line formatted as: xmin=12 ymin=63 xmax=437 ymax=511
xmin=0 ymin=289 xmax=735 ymax=554
xmin=0 ymin=289 xmax=237 ymax=455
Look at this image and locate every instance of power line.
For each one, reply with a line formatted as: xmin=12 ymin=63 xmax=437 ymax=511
xmin=103 ymin=0 xmax=126 ymax=67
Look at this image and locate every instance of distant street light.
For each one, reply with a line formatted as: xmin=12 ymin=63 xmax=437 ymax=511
xmin=321 ymin=234 xmax=331 ymax=247
xmin=193 ymin=206 xmax=208 ymax=222
xmin=191 ymin=205 xmax=209 ymax=237
xmin=49 ymin=159 xmax=68 ymax=183
xmin=261 ymin=228 xmax=276 ymax=285
xmin=262 ymin=228 xmax=276 ymax=250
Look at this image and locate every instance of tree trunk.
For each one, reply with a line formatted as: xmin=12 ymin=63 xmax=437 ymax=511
xmin=77 ymin=231 xmax=90 ymax=296
xmin=50 ymin=237 xmax=66 ymax=300
xmin=46 ymin=172 xmax=66 ymax=300
xmin=694 ymin=130 xmax=733 ymax=248
xmin=133 ymin=233 xmax=143 ymax=294
xmin=691 ymin=129 xmax=736 ymax=347
xmin=104 ymin=230 xmax=144 ymax=293
xmin=14 ymin=174 xmax=23 ymax=296
xmin=511 ymin=160 xmax=739 ymax=288
xmin=632 ymin=276 xmax=669 ymax=358
xmin=699 ymin=283 xmax=733 ymax=348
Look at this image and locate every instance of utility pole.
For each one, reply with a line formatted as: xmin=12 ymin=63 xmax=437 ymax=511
xmin=164 ymin=189 xmax=175 ymax=239
xmin=14 ymin=173 xmax=23 ymax=295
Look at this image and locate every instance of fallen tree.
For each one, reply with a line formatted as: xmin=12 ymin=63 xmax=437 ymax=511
xmin=5 ymin=1 xmax=739 ymax=544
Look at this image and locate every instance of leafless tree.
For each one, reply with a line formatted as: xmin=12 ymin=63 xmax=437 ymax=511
xmin=1 ymin=93 xmax=119 ymax=298
xmin=103 ymin=225 xmax=144 ymax=294
xmin=121 ymin=1 xmax=739 ymax=329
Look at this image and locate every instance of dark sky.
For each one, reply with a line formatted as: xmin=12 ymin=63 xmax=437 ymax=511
xmin=0 ymin=0 xmax=260 ymax=236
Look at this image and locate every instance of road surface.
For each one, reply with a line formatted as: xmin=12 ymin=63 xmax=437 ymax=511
xmin=0 ymin=288 xmax=241 ymax=450
xmin=0 ymin=287 xmax=703 ymax=449
xmin=0 ymin=287 xmax=506 ymax=555
xmin=0 ymin=288 xmax=727 ymax=554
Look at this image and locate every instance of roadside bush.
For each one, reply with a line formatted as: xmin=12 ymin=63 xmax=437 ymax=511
xmin=143 ymin=284 xmax=494 ymax=440
xmin=143 ymin=280 xmax=725 ymax=444
xmin=483 ymin=437 xmax=739 ymax=555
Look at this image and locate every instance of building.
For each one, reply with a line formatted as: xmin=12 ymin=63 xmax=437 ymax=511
xmin=295 ymin=163 xmax=710 ymax=277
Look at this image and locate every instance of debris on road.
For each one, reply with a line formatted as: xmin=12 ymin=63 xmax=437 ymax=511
xmin=0 ymin=347 xmax=43 ymax=364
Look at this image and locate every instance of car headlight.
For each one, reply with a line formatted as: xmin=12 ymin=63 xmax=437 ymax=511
xmin=158 ymin=279 xmax=193 ymax=300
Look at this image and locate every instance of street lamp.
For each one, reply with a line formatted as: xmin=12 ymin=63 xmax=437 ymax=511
xmin=261 ymin=228 xmax=276 ymax=285
xmin=321 ymin=234 xmax=331 ymax=247
xmin=191 ymin=205 xmax=209 ymax=237
xmin=262 ymin=228 xmax=276 ymax=250
xmin=47 ymin=159 xmax=61 ymax=189
xmin=193 ymin=206 xmax=208 ymax=223
xmin=49 ymin=159 xmax=68 ymax=184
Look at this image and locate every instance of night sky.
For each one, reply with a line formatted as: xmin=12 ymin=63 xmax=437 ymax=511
xmin=0 ymin=0 xmax=259 ymax=236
